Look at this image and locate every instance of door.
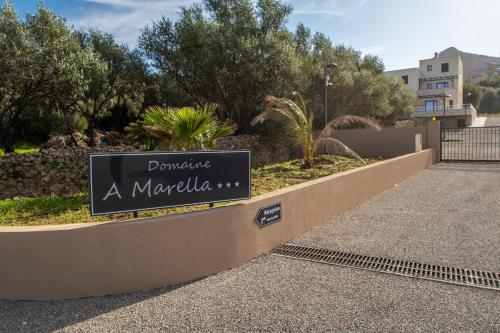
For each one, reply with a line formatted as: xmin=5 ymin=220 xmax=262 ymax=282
xmin=425 ymin=100 xmax=438 ymax=112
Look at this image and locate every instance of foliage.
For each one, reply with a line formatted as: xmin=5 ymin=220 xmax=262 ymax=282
xmin=251 ymin=92 xmax=380 ymax=167
xmin=0 ymin=4 xmax=147 ymax=150
xmin=123 ymin=119 xmax=154 ymax=150
xmin=359 ymin=54 xmax=385 ymax=74
xmin=0 ymin=4 xmax=94 ymax=151
xmin=0 ymin=194 xmax=87 ymax=223
xmin=128 ymin=104 xmax=235 ymax=151
xmin=382 ymin=75 xmax=417 ymax=125
xmin=478 ymin=77 xmax=500 ymax=89
xmin=463 ymin=80 xmax=500 ymax=114
xmin=479 ymin=88 xmax=500 ymax=114
xmin=76 ymin=29 xmax=147 ymax=145
xmin=140 ymin=0 xmax=301 ymax=133
xmin=291 ymin=25 xmax=413 ymax=126
xmin=0 ymin=144 xmax=39 ymax=157
xmin=141 ymin=73 xmax=190 ymax=110
xmin=463 ymin=81 xmax=484 ymax=108
xmin=0 ymin=155 xmax=380 ymax=226
xmin=1 ymin=1 xmax=416 ymax=150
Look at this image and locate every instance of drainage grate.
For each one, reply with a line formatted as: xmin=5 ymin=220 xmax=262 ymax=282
xmin=273 ymin=244 xmax=500 ymax=291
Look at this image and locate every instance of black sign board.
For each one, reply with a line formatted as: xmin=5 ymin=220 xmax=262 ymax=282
xmin=89 ymin=151 xmax=251 ymax=215
xmin=254 ymin=202 xmax=282 ymax=227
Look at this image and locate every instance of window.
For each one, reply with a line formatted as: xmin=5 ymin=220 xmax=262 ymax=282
xmin=436 ymin=82 xmax=449 ymax=89
xmin=426 ymin=83 xmax=433 ymax=90
xmin=427 ymin=64 xmax=432 ymax=72
xmin=449 ymin=100 xmax=453 ymax=108
xmin=457 ymin=119 xmax=466 ymax=127
xmin=401 ymin=75 xmax=408 ymax=84
xmin=425 ymin=100 xmax=438 ymax=112
xmin=441 ymin=63 xmax=449 ymax=72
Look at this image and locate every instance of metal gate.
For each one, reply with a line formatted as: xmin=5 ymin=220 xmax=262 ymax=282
xmin=441 ymin=126 xmax=500 ymax=161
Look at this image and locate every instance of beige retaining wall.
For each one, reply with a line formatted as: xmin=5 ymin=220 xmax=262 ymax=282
xmin=333 ymin=126 xmax=428 ymax=157
xmin=0 ymin=149 xmax=435 ymax=300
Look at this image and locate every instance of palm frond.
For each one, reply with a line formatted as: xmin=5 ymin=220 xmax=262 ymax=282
xmin=173 ymin=107 xmax=212 ymax=139
xmin=197 ymin=102 xmax=220 ymax=115
xmin=137 ymin=104 xmax=234 ymax=150
xmin=204 ymin=120 xmax=236 ymax=149
xmin=251 ymin=95 xmax=309 ymax=132
xmin=315 ymin=137 xmax=365 ymax=164
xmin=320 ymin=115 xmax=380 ymax=138
xmin=251 ymin=106 xmax=296 ymax=127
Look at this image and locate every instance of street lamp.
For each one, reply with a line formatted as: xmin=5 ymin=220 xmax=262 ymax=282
xmin=465 ymin=92 xmax=472 ymax=103
xmin=465 ymin=92 xmax=472 ymax=116
xmin=441 ymin=93 xmax=452 ymax=117
xmin=324 ymin=63 xmax=338 ymax=127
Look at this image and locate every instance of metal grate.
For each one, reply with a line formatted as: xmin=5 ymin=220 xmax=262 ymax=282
xmin=273 ymin=244 xmax=500 ymax=291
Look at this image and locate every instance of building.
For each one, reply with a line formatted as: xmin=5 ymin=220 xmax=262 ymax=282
xmin=384 ymin=67 xmax=419 ymax=93
xmin=439 ymin=47 xmax=500 ymax=84
xmin=386 ymin=49 xmax=478 ymax=128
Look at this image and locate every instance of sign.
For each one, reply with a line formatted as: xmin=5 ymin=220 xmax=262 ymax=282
xmin=89 ymin=151 xmax=251 ymax=215
xmin=254 ymin=202 xmax=282 ymax=227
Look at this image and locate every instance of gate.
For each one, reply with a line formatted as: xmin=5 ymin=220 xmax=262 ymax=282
xmin=441 ymin=126 xmax=500 ymax=161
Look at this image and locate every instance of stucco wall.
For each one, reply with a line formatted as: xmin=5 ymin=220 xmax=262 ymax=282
xmin=385 ymin=67 xmax=419 ymax=92
xmin=0 ymin=149 xmax=435 ymax=300
xmin=418 ymin=55 xmax=464 ymax=108
xmin=332 ymin=126 xmax=428 ymax=158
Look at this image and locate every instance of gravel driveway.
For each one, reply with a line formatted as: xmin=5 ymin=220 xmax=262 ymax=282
xmin=1 ymin=163 xmax=499 ymax=332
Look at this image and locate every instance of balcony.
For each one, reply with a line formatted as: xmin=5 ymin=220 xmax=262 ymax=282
xmin=415 ymin=104 xmax=477 ymax=118
xmin=417 ymin=88 xmax=454 ymax=98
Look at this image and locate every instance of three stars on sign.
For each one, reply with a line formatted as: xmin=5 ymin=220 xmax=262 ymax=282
xmin=217 ymin=181 xmax=240 ymax=189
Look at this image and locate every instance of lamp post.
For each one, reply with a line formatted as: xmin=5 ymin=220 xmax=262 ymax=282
xmin=324 ymin=63 xmax=338 ymax=127
xmin=465 ymin=92 xmax=472 ymax=116
xmin=441 ymin=93 xmax=451 ymax=117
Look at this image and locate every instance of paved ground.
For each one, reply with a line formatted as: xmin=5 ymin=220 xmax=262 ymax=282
xmin=471 ymin=116 xmax=487 ymax=127
xmin=485 ymin=117 xmax=500 ymax=126
xmin=1 ymin=163 xmax=499 ymax=332
xmin=471 ymin=116 xmax=500 ymax=127
xmin=294 ymin=162 xmax=500 ymax=271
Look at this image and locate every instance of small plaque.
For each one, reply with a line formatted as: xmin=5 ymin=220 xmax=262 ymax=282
xmin=254 ymin=202 xmax=282 ymax=227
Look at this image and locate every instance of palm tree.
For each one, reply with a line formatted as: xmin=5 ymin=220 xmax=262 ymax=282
xmin=134 ymin=103 xmax=235 ymax=151
xmin=251 ymin=92 xmax=380 ymax=167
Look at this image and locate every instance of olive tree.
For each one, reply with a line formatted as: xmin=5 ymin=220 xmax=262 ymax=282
xmin=140 ymin=0 xmax=302 ymax=132
xmin=0 ymin=4 xmax=94 ymax=151
xmin=76 ymin=30 xmax=146 ymax=145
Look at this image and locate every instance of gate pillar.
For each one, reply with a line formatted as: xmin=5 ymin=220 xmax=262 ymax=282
xmin=426 ymin=120 xmax=441 ymax=163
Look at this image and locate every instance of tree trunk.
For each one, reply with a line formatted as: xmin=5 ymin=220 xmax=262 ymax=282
xmin=1 ymin=129 xmax=16 ymax=153
xmin=4 ymin=143 xmax=15 ymax=153
xmin=87 ymin=114 xmax=96 ymax=147
xmin=88 ymin=126 xmax=95 ymax=147
xmin=88 ymin=126 xmax=96 ymax=147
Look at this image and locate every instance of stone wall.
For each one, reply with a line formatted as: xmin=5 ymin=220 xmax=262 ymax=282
xmin=0 ymin=136 xmax=299 ymax=199
xmin=0 ymin=146 xmax=138 ymax=199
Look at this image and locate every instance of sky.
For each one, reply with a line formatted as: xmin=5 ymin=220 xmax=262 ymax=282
xmin=8 ymin=0 xmax=500 ymax=70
